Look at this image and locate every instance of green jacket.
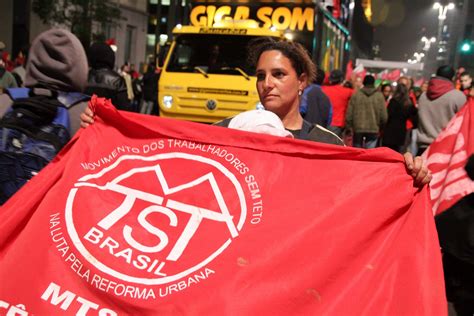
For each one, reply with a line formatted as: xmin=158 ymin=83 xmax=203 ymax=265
xmin=346 ymin=87 xmax=387 ymax=134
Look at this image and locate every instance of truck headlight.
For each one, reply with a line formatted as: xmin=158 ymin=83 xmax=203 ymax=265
xmin=163 ymin=95 xmax=173 ymax=109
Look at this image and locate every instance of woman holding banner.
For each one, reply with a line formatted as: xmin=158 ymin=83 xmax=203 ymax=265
xmin=80 ymin=37 xmax=431 ymax=187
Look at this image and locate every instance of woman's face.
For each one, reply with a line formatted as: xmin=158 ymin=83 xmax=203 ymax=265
xmin=256 ymin=50 xmax=306 ymax=119
xmin=382 ymin=86 xmax=392 ymax=98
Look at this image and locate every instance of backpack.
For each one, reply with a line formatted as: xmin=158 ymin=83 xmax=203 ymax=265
xmin=0 ymin=88 xmax=77 ymax=204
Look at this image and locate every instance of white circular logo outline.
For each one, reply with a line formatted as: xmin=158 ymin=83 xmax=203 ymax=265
xmin=65 ymin=152 xmax=247 ymax=285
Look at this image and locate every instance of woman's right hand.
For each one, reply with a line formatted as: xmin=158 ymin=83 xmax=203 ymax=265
xmin=80 ymin=106 xmax=95 ymax=128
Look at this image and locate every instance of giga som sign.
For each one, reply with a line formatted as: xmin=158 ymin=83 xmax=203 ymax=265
xmin=190 ymin=5 xmax=314 ymax=32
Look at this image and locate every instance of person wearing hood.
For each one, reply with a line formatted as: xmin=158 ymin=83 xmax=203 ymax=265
xmin=345 ymin=75 xmax=387 ymax=148
xmin=416 ymin=65 xmax=467 ymax=155
xmin=0 ymin=28 xmax=89 ymax=134
xmin=85 ymin=42 xmax=132 ymax=112
xmin=0 ymin=28 xmax=90 ymax=204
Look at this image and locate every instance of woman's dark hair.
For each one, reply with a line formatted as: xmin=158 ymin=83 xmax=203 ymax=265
xmin=392 ymin=83 xmax=411 ymax=106
xmin=381 ymin=83 xmax=392 ymax=91
xmin=247 ymin=37 xmax=316 ymax=84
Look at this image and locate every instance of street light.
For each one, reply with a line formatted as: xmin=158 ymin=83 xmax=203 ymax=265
xmin=433 ymin=2 xmax=455 ymax=20
xmin=414 ymin=52 xmax=425 ymax=62
xmin=433 ymin=2 xmax=455 ymax=65
xmin=421 ymin=36 xmax=436 ymax=51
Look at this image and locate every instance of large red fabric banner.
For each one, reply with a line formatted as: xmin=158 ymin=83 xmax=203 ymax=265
xmin=423 ymin=98 xmax=474 ymax=215
xmin=0 ymin=97 xmax=445 ymax=315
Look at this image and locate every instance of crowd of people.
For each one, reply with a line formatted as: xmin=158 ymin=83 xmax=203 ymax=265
xmin=301 ymin=65 xmax=472 ymax=157
xmin=0 ymin=38 xmax=161 ymax=117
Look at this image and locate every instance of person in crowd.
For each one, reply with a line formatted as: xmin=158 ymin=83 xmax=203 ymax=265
xmin=131 ymin=69 xmax=143 ymax=112
xmin=81 ymin=37 xmax=431 ymax=186
xmin=343 ymin=80 xmax=353 ymax=89
xmin=120 ymin=63 xmax=134 ymax=102
xmin=130 ymin=64 xmax=140 ymax=80
xmin=352 ymin=76 xmax=363 ymax=90
xmin=398 ymin=76 xmax=418 ymax=153
xmin=436 ymin=155 xmax=474 ymax=316
xmin=85 ymin=42 xmax=132 ymax=112
xmin=12 ymin=47 xmax=27 ymax=86
xmin=0 ymin=59 xmax=18 ymax=92
xmin=321 ymin=69 xmax=354 ymax=137
xmin=0 ymin=28 xmax=89 ymax=132
xmin=420 ymin=81 xmax=429 ymax=95
xmin=1 ymin=52 xmax=14 ymax=72
xmin=0 ymin=28 xmax=90 ymax=204
xmin=416 ymin=65 xmax=467 ymax=155
xmin=140 ymin=63 xmax=159 ymax=115
xmin=398 ymin=76 xmax=417 ymax=106
xmin=299 ymin=67 xmax=333 ymax=128
xmin=460 ymin=71 xmax=472 ymax=96
xmin=380 ymin=83 xmax=392 ymax=102
xmin=346 ymin=75 xmax=387 ymax=149
xmin=382 ymin=83 xmax=417 ymax=153
xmin=413 ymin=86 xmax=423 ymax=101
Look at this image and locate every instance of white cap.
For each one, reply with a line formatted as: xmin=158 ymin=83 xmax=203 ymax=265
xmin=228 ymin=110 xmax=294 ymax=138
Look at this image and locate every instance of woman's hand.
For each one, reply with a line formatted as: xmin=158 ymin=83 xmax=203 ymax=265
xmin=80 ymin=106 xmax=95 ymax=128
xmin=403 ymin=152 xmax=432 ymax=187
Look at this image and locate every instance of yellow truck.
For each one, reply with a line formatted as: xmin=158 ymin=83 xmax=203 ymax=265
xmin=158 ymin=21 xmax=282 ymax=123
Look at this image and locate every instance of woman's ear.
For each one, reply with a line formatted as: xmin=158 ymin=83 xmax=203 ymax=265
xmin=298 ymin=73 xmax=308 ymax=91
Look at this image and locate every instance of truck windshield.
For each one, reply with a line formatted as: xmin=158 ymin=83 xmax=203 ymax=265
xmin=166 ymin=34 xmax=256 ymax=76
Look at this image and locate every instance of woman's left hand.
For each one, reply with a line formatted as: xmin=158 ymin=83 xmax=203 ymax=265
xmin=403 ymin=152 xmax=432 ymax=187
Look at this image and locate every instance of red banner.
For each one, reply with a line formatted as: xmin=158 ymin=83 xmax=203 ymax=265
xmin=423 ymin=98 xmax=474 ymax=215
xmin=0 ymin=97 xmax=445 ymax=315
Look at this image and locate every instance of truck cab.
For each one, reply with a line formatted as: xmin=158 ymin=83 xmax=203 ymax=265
xmin=158 ymin=21 xmax=282 ymax=123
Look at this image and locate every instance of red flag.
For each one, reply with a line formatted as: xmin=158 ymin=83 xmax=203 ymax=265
xmin=0 ymin=97 xmax=445 ymax=315
xmin=386 ymin=69 xmax=401 ymax=82
xmin=345 ymin=60 xmax=353 ymax=81
xmin=423 ymin=98 xmax=474 ymax=215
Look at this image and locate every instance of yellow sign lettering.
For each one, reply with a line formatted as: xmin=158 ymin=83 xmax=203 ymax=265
xmin=256 ymin=7 xmax=272 ymax=29
xmin=214 ymin=6 xmax=232 ymax=22
xmin=290 ymin=7 xmax=314 ymax=31
xmin=206 ymin=6 xmax=217 ymax=27
xmin=234 ymin=6 xmax=250 ymax=21
xmin=271 ymin=7 xmax=292 ymax=30
xmin=190 ymin=5 xmax=207 ymax=26
xmin=189 ymin=5 xmax=315 ymax=32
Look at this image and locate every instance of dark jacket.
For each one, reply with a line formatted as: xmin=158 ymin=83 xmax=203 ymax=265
xmin=85 ymin=68 xmax=132 ymax=111
xmin=215 ymin=117 xmax=343 ymax=146
xmin=142 ymin=71 xmax=159 ymax=102
xmin=300 ymin=84 xmax=333 ymax=128
xmin=382 ymin=98 xmax=417 ymax=147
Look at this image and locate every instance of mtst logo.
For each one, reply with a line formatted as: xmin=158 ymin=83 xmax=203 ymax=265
xmin=65 ymin=152 xmax=247 ymax=285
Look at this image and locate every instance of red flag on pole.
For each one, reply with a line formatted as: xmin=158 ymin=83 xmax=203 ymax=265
xmin=0 ymin=97 xmax=446 ymax=315
xmin=423 ymin=98 xmax=474 ymax=215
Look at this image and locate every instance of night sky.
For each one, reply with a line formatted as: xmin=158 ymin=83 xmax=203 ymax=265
xmin=372 ymin=0 xmax=458 ymax=61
